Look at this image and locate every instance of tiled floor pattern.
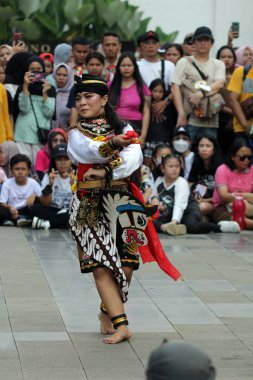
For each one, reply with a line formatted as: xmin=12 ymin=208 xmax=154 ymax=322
xmin=0 ymin=227 xmax=253 ymax=379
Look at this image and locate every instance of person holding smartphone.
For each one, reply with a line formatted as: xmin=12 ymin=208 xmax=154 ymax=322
xmin=13 ymin=56 xmax=56 ymax=163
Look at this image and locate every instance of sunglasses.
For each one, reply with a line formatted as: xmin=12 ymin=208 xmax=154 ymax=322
xmin=236 ymin=154 xmax=253 ymax=161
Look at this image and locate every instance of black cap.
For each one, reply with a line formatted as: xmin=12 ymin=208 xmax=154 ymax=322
xmin=158 ymin=42 xmax=171 ymax=54
xmin=193 ymin=26 xmax=214 ymax=43
xmin=183 ymin=33 xmax=194 ymax=45
xmin=173 ymin=126 xmax=190 ymax=138
xmin=136 ymin=33 xmax=146 ymax=46
xmin=143 ymin=30 xmax=159 ymax=42
xmin=53 ymin=143 xmax=68 ymax=158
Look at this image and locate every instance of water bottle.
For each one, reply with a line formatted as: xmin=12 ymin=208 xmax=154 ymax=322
xmin=232 ymin=193 xmax=246 ymax=230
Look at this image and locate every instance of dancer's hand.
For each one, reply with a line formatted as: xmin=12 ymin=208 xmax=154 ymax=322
xmin=83 ymin=168 xmax=105 ymax=181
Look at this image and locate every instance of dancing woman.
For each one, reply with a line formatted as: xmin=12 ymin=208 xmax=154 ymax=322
xmin=67 ymin=74 xmax=144 ymax=344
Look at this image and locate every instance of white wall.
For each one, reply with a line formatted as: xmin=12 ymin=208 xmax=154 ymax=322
xmin=129 ymin=0 xmax=253 ymax=54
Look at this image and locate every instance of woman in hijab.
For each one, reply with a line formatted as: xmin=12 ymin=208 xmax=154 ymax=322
xmin=52 ymin=63 xmax=73 ymax=130
xmin=0 ymin=141 xmax=19 ymax=178
xmin=235 ymin=46 xmax=253 ymax=66
xmin=13 ymin=56 xmax=56 ymax=164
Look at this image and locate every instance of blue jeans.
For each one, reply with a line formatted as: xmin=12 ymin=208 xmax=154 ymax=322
xmin=187 ymin=125 xmax=218 ymax=143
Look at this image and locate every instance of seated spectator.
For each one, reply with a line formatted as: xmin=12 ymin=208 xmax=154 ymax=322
xmin=153 ymin=154 xmax=240 ymax=235
xmin=143 ymin=79 xmax=170 ymax=168
xmin=13 ymin=56 xmax=56 ymax=164
xmin=172 ymin=127 xmax=194 ymax=180
xmin=34 ymin=128 xmax=67 ymax=181
xmin=151 ymin=143 xmax=173 ymax=180
xmin=212 ymin=138 xmax=253 ymax=230
xmin=0 ymin=154 xmax=42 ymax=226
xmin=235 ymin=46 xmax=253 ymax=66
xmin=52 ymin=63 xmax=73 ymax=130
xmin=146 ymin=340 xmax=216 ymax=380
xmin=188 ymin=134 xmax=223 ymax=217
xmin=164 ymin=43 xmax=184 ymax=65
xmin=85 ymin=52 xmax=105 ymax=77
xmin=30 ymin=144 xmax=74 ymax=229
xmin=0 ymin=141 xmax=19 ymax=178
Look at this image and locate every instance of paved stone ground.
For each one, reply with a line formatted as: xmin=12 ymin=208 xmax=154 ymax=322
xmin=1 ymin=226 xmax=253 ymax=380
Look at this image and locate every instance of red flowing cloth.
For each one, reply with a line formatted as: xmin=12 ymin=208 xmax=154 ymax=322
xmin=130 ymin=182 xmax=182 ymax=281
xmin=77 ymin=164 xmax=181 ymax=280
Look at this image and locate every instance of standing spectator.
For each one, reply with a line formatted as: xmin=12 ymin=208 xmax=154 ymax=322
xmin=85 ymin=52 xmax=105 ymax=77
xmin=54 ymin=43 xmax=73 ymax=66
xmin=171 ymin=26 xmax=225 ymax=142
xmin=0 ymin=45 xmax=12 ymax=69
xmin=235 ymin=46 xmax=253 ymax=66
xmin=34 ymin=128 xmax=67 ymax=181
xmin=39 ymin=53 xmax=54 ymax=75
xmin=228 ymin=60 xmax=253 ymax=141
xmin=102 ymin=32 xmax=122 ymax=82
xmin=182 ymin=33 xmax=195 ymax=56
xmin=137 ymin=31 xmax=175 ymax=90
xmin=4 ymin=52 xmax=33 ymax=99
xmin=165 ymin=43 xmax=184 ymax=65
xmin=216 ymin=45 xmax=236 ymax=154
xmin=108 ymin=52 xmax=150 ymax=144
xmin=212 ymin=138 xmax=253 ymax=230
xmin=13 ymin=56 xmax=56 ymax=164
xmin=0 ymin=83 xmax=13 ymax=143
xmin=52 ymin=63 xmax=73 ymax=131
xmin=71 ymin=36 xmax=90 ymax=77
xmin=138 ymin=31 xmax=175 ymax=124
xmin=143 ymin=79 xmax=170 ymax=168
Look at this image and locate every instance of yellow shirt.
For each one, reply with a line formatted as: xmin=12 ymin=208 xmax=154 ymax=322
xmin=0 ymin=84 xmax=13 ymax=143
xmin=227 ymin=65 xmax=253 ymax=132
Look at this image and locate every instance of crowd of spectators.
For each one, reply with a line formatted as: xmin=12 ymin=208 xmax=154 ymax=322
xmin=0 ymin=24 xmax=253 ymax=233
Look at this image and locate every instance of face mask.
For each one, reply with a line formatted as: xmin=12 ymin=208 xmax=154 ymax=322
xmin=173 ymin=139 xmax=190 ymax=153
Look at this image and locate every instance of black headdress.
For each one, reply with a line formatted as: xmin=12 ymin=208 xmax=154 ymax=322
xmin=74 ymin=74 xmax=108 ymax=96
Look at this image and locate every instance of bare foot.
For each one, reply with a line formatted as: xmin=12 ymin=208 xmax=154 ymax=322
xmin=98 ymin=312 xmax=115 ymax=334
xmin=103 ymin=325 xmax=132 ymax=344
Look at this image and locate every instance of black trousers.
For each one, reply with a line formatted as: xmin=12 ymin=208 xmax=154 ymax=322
xmin=154 ymin=201 xmax=220 ymax=234
xmin=0 ymin=205 xmax=31 ymax=224
xmin=29 ymin=204 xmax=68 ymax=229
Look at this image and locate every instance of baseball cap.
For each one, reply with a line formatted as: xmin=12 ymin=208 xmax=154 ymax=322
xmin=158 ymin=42 xmax=171 ymax=54
xmin=143 ymin=30 xmax=159 ymax=42
xmin=39 ymin=53 xmax=54 ymax=63
xmin=183 ymin=33 xmax=194 ymax=45
xmin=192 ymin=26 xmax=214 ymax=43
xmin=173 ymin=126 xmax=190 ymax=138
xmin=53 ymin=143 xmax=68 ymax=158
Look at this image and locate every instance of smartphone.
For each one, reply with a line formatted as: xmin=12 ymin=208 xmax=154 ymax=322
xmin=194 ymin=184 xmax=207 ymax=198
xmin=231 ymin=22 xmax=240 ymax=38
xmin=32 ymin=72 xmax=46 ymax=83
xmin=12 ymin=32 xmax=23 ymax=45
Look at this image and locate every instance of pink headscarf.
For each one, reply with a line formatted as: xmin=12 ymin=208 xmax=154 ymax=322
xmin=235 ymin=46 xmax=253 ymax=66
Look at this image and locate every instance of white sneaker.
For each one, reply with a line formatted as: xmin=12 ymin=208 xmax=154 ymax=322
xmin=218 ymin=221 xmax=240 ymax=233
xmin=32 ymin=216 xmax=50 ymax=230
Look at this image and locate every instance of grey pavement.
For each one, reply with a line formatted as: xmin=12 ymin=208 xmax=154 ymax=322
xmin=1 ymin=227 xmax=253 ymax=380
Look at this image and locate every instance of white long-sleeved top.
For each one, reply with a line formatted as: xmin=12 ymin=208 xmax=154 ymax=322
xmin=155 ymin=176 xmax=190 ymax=223
xmin=67 ymin=123 xmax=143 ymax=180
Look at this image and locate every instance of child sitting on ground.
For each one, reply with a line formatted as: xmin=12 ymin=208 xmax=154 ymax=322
xmin=0 ymin=154 xmax=42 ymax=226
xmin=153 ymin=154 xmax=240 ymax=235
xmin=30 ymin=143 xmax=74 ymax=229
